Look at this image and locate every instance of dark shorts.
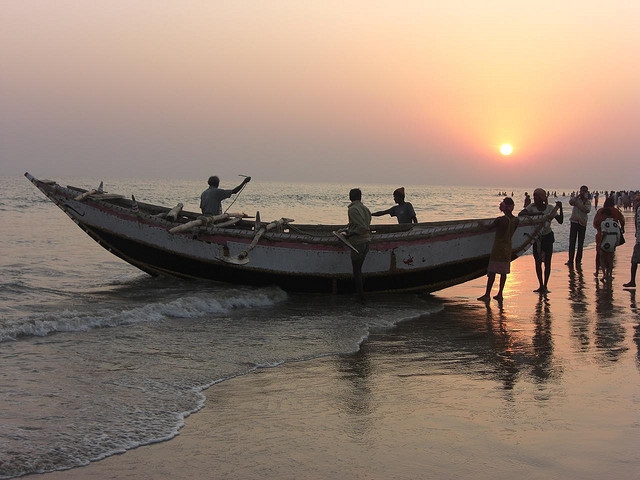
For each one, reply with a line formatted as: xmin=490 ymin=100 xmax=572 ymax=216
xmin=533 ymin=231 xmax=554 ymax=260
xmin=632 ymin=243 xmax=640 ymax=264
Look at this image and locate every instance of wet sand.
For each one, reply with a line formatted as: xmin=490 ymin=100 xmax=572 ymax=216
xmin=32 ymin=242 xmax=640 ymax=480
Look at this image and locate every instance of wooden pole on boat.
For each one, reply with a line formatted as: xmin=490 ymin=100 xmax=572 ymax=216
xmin=165 ymin=203 xmax=183 ymax=221
xmin=168 ymin=212 xmax=250 ymax=234
xmin=74 ymin=189 xmax=98 ymax=201
xmin=169 ymin=218 xmax=204 ymax=234
xmin=74 ymin=181 xmax=104 ymax=201
xmin=219 ymin=217 xmax=293 ymax=265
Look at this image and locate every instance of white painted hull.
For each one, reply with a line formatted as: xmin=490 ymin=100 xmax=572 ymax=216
xmin=26 ymin=173 xmax=549 ymax=294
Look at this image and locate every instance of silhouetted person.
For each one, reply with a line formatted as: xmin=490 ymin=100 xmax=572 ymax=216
xmin=593 ymin=196 xmax=625 ymax=283
xmin=478 ymin=197 xmax=519 ymax=301
xmin=372 ymin=187 xmax=418 ymax=224
xmin=343 ymin=188 xmax=372 ymax=302
xmin=200 ymin=175 xmax=251 ymax=215
xmin=566 ymin=185 xmax=591 ymax=267
xmin=519 ymin=188 xmax=563 ymax=294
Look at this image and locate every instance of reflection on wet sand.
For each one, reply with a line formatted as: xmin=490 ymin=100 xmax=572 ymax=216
xmin=594 ymin=274 xmax=628 ymax=363
xmin=568 ymin=266 xmax=590 ymax=351
xmin=483 ymin=301 xmax=518 ymax=393
xmin=342 ymin=294 xmax=562 ymax=404
xmin=532 ymin=295 xmax=556 ymax=384
xmin=627 ymin=288 xmax=640 ymax=370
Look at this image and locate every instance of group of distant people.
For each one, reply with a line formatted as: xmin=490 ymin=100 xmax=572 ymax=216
xmin=558 ymin=187 xmax=638 ymax=288
xmin=201 ymin=175 xmax=639 ymax=302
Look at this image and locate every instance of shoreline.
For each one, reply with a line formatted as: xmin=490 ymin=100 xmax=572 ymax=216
xmin=26 ymin=232 xmax=639 ymax=480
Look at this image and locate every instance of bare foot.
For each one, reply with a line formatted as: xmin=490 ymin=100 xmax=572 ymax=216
xmin=623 ymin=282 xmax=636 ymax=288
xmin=493 ymin=294 xmax=503 ymax=300
xmin=477 ymin=294 xmax=490 ymax=301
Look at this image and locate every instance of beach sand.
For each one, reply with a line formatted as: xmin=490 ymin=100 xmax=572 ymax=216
xmin=30 ymin=241 xmax=640 ymax=480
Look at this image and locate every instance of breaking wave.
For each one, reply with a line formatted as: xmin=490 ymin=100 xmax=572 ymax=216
xmin=0 ymin=286 xmax=288 ymax=342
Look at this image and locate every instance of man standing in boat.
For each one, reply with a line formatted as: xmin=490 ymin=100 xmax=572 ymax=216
xmin=343 ymin=188 xmax=372 ymax=302
xmin=200 ymin=175 xmax=251 ymax=216
xmin=371 ymin=187 xmax=418 ymax=224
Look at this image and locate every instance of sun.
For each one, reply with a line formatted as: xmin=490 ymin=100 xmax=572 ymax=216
xmin=499 ymin=144 xmax=513 ymax=156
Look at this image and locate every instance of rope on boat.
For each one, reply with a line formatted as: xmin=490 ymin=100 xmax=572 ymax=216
xmin=512 ymin=202 xmax=561 ymax=255
xmin=223 ymin=175 xmax=250 ymax=214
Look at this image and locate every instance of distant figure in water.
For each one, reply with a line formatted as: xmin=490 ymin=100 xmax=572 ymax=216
xmin=519 ymin=188 xmax=563 ymax=294
xmin=200 ymin=175 xmax=251 ymax=215
xmin=372 ymin=187 xmax=418 ymax=224
xmin=478 ymin=197 xmax=519 ymax=302
xmin=523 ymin=192 xmax=531 ymax=208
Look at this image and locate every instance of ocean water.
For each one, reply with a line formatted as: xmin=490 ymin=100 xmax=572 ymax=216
xmin=0 ymin=175 xmax=600 ymax=478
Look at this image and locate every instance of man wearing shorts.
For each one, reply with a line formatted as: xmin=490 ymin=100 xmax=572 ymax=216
xmin=519 ymin=188 xmax=564 ymax=294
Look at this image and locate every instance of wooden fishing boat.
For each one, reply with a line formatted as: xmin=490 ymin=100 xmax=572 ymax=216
xmin=25 ymin=173 xmax=554 ymax=294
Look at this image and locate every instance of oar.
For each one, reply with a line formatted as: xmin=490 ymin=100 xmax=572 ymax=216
xmin=332 ymin=231 xmax=359 ymax=254
xmin=219 ymin=217 xmax=292 ymax=265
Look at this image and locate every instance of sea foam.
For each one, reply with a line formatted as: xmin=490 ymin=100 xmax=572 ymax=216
xmin=0 ymin=286 xmax=288 ymax=342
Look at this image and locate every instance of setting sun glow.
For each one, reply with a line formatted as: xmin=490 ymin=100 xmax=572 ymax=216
xmin=499 ymin=144 xmax=513 ymax=156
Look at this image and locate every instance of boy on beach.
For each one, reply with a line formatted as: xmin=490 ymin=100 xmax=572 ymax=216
xmin=623 ymin=193 xmax=640 ymax=288
xmin=478 ymin=197 xmax=519 ymax=301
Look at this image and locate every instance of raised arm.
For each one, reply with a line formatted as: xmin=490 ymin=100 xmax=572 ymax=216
xmin=231 ymin=176 xmax=251 ymax=194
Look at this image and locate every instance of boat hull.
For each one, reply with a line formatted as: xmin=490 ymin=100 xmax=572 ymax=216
xmin=26 ymin=173 xmax=547 ymax=294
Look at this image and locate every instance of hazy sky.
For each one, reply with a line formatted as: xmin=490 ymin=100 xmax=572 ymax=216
xmin=2 ymin=1 xmax=639 ymax=188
